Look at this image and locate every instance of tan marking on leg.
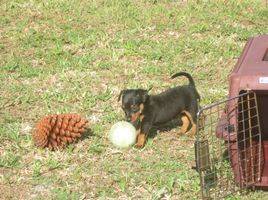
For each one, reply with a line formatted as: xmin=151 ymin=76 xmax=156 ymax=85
xmin=136 ymin=108 xmax=147 ymax=148
xmin=189 ymin=124 xmax=197 ymax=137
xmin=180 ymin=114 xmax=190 ymax=134
xmin=136 ymin=133 xmax=146 ymax=148
xmin=182 ymin=110 xmax=197 ymax=137
xmin=135 ymin=114 xmax=146 ymax=148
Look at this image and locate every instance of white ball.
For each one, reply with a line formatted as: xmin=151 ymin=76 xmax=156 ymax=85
xmin=109 ymin=121 xmax=137 ymax=148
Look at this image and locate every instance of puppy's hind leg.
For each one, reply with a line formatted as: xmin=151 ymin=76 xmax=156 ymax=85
xmin=182 ymin=110 xmax=197 ymax=137
xmin=180 ymin=114 xmax=190 ymax=134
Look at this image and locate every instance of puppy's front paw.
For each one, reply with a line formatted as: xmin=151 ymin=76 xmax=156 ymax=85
xmin=135 ymin=134 xmax=146 ymax=148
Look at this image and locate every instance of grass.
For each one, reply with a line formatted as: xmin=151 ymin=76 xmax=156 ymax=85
xmin=0 ymin=0 xmax=268 ymax=199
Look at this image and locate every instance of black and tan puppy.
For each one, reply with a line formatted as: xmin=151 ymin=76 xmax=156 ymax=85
xmin=118 ymin=72 xmax=200 ymax=148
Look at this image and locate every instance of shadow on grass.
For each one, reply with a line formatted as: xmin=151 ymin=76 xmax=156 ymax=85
xmin=148 ymin=117 xmax=183 ymax=138
xmin=80 ymin=127 xmax=95 ymax=140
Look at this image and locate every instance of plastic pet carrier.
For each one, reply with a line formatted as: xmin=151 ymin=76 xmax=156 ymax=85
xmin=195 ymin=35 xmax=268 ymax=199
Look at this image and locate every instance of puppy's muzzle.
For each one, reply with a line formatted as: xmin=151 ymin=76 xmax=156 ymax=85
xmin=130 ymin=112 xmax=141 ymax=123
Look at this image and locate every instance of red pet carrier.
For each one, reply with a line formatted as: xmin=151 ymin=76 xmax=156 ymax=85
xmin=195 ymin=35 xmax=268 ymax=199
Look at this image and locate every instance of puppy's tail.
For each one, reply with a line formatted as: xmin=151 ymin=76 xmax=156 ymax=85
xmin=171 ymin=72 xmax=196 ymax=87
xmin=171 ymin=72 xmax=201 ymax=101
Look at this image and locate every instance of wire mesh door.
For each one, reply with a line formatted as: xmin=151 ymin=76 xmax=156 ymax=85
xmin=195 ymin=91 xmax=263 ymax=199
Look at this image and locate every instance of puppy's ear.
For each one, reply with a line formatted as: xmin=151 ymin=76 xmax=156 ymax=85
xmin=118 ymin=90 xmax=126 ymax=102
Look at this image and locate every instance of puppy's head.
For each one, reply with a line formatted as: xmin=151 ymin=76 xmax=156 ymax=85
xmin=118 ymin=89 xmax=149 ymax=124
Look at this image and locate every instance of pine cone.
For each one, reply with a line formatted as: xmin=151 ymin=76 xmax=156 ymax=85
xmin=33 ymin=114 xmax=88 ymax=150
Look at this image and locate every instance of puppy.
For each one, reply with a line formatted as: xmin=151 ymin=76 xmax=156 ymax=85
xmin=118 ymin=72 xmax=200 ymax=148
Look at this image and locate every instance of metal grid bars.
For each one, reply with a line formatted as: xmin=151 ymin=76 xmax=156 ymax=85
xmin=195 ymin=91 xmax=263 ymax=199
xmin=237 ymin=92 xmax=263 ymax=187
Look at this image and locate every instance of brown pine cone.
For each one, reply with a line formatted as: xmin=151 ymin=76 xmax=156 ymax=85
xmin=32 ymin=114 xmax=88 ymax=150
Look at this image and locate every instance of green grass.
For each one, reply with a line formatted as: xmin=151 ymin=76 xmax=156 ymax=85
xmin=0 ymin=0 xmax=268 ymax=199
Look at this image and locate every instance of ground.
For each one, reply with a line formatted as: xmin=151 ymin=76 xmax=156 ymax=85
xmin=1 ymin=0 xmax=268 ymax=199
